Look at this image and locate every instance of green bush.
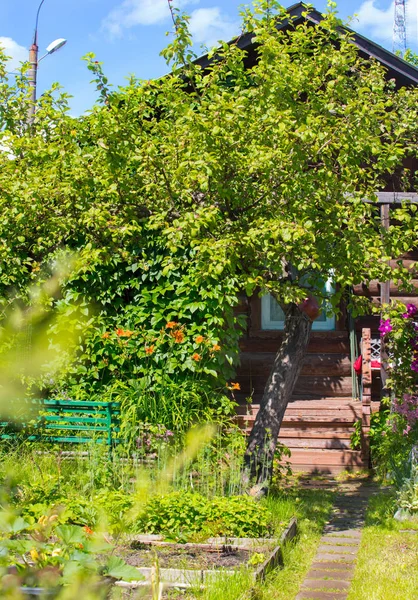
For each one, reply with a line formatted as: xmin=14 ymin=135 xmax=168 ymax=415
xmin=137 ymin=491 xmax=270 ymax=539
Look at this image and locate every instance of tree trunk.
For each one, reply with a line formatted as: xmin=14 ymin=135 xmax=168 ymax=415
xmin=244 ymin=303 xmax=313 ymax=490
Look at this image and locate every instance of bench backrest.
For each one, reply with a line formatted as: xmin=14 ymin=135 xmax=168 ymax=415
xmin=0 ymin=399 xmax=121 ymax=447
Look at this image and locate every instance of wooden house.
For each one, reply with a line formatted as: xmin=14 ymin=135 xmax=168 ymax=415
xmin=196 ymin=3 xmax=418 ymax=474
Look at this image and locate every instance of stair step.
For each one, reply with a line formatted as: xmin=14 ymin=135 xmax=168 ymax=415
xmin=279 ymin=439 xmax=352 ymax=450
xmin=279 ymin=430 xmax=352 ymax=439
xmin=237 ymin=408 xmax=361 ymax=418
xmin=237 ymin=401 xmax=360 ymax=412
xmin=236 ymin=415 xmax=357 ymax=425
xmin=237 ymin=376 xmax=353 ymax=397
xmin=285 ymin=415 xmax=357 ymax=423
xmin=287 ymin=449 xmax=366 ymax=468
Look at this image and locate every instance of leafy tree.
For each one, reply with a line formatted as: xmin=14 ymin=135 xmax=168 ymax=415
xmin=1 ymin=1 xmax=418 ymax=484
xmin=400 ymin=49 xmax=418 ymax=67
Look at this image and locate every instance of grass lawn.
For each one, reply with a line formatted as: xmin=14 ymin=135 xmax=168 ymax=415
xmin=348 ymin=492 xmax=418 ymax=600
xmin=253 ymin=486 xmax=335 ymax=600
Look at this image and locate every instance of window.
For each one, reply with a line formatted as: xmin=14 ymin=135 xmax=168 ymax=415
xmin=261 ymin=280 xmax=336 ymax=331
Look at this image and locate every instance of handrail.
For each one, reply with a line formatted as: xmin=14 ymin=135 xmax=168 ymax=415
xmin=349 ymin=309 xmax=359 ymax=400
xmin=360 ymin=328 xmax=372 ymax=464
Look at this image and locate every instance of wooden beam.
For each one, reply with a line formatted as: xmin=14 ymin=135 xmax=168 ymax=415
xmin=380 ymin=203 xmax=390 ymax=305
xmin=365 ymin=192 xmax=418 ymax=204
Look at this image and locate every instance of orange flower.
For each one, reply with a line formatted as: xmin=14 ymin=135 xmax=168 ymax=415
xmin=195 ymin=335 xmax=204 ymax=344
xmin=102 ymin=332 xmax=110 ymax=339
xmin=84 ymin=526 xmax=93 ymax=535
xmin=116 ymin=328 xmax=133 ymax=337
xmin=192 ymin=353 xmax=201 ymax=361
xmin=227 ymin=382 xmax=240 ymax=391
xmin=166 ymin=321 xmax=177 ymax=329
xmin=172 ymin=330 xmax=185 ymax=343
xmin=212 ymin=344 xmax=221 ymax=352
xmin=145 ymin=345 xmax=155 ymax=355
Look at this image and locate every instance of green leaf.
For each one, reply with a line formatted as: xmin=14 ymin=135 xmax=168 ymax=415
xmin=55 ymin=525 xmax=85 ymax=545
xmin=104 ymin=556 xmax=144 ymax=581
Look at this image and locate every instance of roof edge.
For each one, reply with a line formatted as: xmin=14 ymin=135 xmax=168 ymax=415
xmin=193 ymin=2 xmax=418 ymax=86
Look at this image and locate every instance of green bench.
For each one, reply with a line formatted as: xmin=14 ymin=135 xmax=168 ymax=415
xmin=0 ymin=399 xmax=121 ymax=448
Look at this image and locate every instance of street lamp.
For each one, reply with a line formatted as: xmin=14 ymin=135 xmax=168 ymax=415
xmin=28 ymin=0 xmax=67 ymax=122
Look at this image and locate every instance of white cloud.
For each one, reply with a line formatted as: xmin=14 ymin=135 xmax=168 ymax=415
xmin=354 ymin=1 xmax=418 ymax=49
xmin=101 ymin=0 xmax=239 ymax=47
xmin=0 ymin=37 xmax=27 ymax=72
xmin=189 ymin=7 xmax=239 ymax=48
xmin=102 ymin=0 xmax=195 ymax=38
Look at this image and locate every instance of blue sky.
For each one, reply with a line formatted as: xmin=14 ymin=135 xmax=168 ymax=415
xmin=1 ymin=1 xmax=417 ymax=115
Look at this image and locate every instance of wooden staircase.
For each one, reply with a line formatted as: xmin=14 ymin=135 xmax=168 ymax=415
xmin=236 ymin=397 xmax=367 ymax=475
xmin=234 ymin=330 xmax=376 ymax=474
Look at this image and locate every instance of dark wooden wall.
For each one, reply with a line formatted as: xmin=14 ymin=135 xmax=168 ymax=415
xmin=234 ymin=250 xmax=418 ymax=407
xmin=234 ymin=294 xmax=352 ymax=405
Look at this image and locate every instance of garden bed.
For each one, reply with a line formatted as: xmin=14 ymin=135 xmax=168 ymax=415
xmin=114 ymin=517 xmax=298 ymax=590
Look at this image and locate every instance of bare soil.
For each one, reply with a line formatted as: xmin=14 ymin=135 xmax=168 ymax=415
xmin=118 ymin=541 xmax=251 ymax=569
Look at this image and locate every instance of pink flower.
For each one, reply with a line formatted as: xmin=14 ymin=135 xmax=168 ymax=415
xmin=393 ymin=395 xmax=418 ymax=426
xmin=402 ymin=303 xmax=418 ymax=319
xmin=403 ymin=425 xmax=411 ymax=436
xmin=378 ymin=319 xmax=392 ymax=335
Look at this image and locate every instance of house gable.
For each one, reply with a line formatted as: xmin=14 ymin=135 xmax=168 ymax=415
xmin=194 ymin=2 xmax=418 ymax=88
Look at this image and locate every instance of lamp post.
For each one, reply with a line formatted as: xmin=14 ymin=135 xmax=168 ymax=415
xmin=28 ymin=0 xmax=67 ymax=123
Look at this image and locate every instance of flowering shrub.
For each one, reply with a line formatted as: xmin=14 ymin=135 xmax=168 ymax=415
xmin=379 ymin=302 xmax=418 ymax=437
xmin=372 ymin=302 xmax=418 ymax=480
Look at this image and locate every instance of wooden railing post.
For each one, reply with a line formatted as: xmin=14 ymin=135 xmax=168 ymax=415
xmin=380 ymin=202 xmax=390 ymax=394
xmin=361 ymin=328 xmax=372 ymax=464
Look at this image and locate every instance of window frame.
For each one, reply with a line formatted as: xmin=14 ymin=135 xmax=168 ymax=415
xmin=261 ymin=280 xmax=336 ymax=331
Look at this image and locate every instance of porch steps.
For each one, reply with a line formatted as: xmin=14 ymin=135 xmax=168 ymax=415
xmin=235 ymin=398 xmax=367 ymax=474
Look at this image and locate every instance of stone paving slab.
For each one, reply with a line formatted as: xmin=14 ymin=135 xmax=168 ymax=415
xmin=320 ymin=536 xmax=359 ymax=546
xmin=295 ymin=480 xmax=379 ymax=600
xmin=323 ymin=522 xmax=364 ymax=533
xmin=315 ymin=552 xmax=356 ymax=562
xmin=310 ymin=561 xmax=356 ymax=572
xmin=323 ymin=529 xmax=362 ymax=538
xmin=301 ymin=579 xmax=351 ymax=590
xmin=306 ymin=569 xmax=353 ymax=580
xmin=316 ymin=545 xmax=359 ymax=555
xmin=296 ymin=591 xmax=348 ymax=599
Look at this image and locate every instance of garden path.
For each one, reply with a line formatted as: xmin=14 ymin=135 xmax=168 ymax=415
xmin=295 ymin=480 xmax=380 ymax=600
